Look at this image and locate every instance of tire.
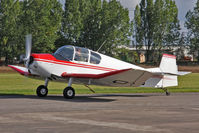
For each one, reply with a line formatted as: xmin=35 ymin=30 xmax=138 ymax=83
xmin=63 ymin=87 xmax=75 ymax=99
xmin=166 ymin=91 xmax=170 ymax=96
xmin=36 ymin=85 xmax=48 ymax=97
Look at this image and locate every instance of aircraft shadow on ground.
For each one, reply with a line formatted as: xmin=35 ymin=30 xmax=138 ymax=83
xmin=0 ymin=93 xmax=156 ymax=103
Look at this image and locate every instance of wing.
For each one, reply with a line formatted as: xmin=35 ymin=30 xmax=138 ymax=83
xmin=8 ymin=65 xmax=40 ymax=79
xmin=8 ymin=65 xmax=30 ymax=76
xmin=61 ymin=68 xmax=153 ymax=87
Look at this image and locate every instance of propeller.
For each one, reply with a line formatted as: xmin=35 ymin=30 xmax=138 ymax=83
xmin=24 ymin=34 xmax=32 ymax=61
xmin=19 ymin=34 xmax=33 ymax=67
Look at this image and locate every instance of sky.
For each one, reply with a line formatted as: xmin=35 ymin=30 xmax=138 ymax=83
xmin=118 ymin=0 xmax=198 ymax=32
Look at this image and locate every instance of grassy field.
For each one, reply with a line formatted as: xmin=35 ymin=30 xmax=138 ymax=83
xmin=0 ymin=73 xmax=199 ymax=95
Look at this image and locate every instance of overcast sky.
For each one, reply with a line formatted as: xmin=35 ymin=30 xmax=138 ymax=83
xmin=118 ymin=0 xmax=198 ymax=32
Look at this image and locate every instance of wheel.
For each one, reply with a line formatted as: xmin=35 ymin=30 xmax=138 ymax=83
xmin=166 ymin=91 xmax=170 ymax=96
xmin=63 ymin=87 xmax=75 ymax=99
xmin=36 ymin=85 xmax=48 ymax=97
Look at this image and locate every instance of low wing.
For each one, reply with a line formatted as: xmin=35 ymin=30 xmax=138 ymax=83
xmin=94 ymin=69 xmax=153 ymax=87
xmin=61 ymin=68 xmax=153 ymax=87
xmin=8 ymin=65 xmax=40 ymax=78
xmin=8 ymin=65 xmax=30 ymax=76
xmin=9 ymin=65 xmax=153 ymax=87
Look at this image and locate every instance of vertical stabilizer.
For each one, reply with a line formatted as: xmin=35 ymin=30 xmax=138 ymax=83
xmin=142 ymin=54 xmax=178 ymax=88
xmin=160 ymin=54 xmax=178 ymax=75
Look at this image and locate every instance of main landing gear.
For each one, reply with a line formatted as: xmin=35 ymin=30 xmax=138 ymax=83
xmin=36 ymin=77 xmax=76 ymax=99
xmin=63 ymin=78 xmax=75 ymax=99
xmin=36 ymin=78 xmax=49 ymax=97
xmin=63 ymin=87 xmax=75 ymax=99
xmin=162 ymin=88 xmax=170 ymax=96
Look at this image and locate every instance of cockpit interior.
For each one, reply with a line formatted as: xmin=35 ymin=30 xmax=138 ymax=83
xmin=53 ymin=45 xmax=101 ymax=64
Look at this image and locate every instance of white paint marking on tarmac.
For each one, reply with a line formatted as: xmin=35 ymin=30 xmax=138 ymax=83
xmin=6 ymin=113 xmax=171 ymax=132
xmin=192 ymin=108 xmax=199 ymax=111
xmin=37 ymin=114 xmax=170 ymax=132
xmin=0 ymin=116 xmax=17 ymax=123
xmin=0 ymin=116 xmax=27 ymax=124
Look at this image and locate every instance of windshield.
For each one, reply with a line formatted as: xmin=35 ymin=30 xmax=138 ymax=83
xmin=74 ymin=47 xmax=89 ymax=62
xmin=90 ymin=51 xmax=101 ymax=64
xmin=53 ymin=45 xmax=74 ymax=61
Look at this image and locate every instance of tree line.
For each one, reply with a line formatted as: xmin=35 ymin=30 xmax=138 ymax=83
xmin=0 ymin=0 xmax=199 ymax=65
xmin=133 ymin=0 xmax=199 ymax=63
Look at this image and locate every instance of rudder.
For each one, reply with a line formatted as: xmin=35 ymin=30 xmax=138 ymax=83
xmin=159 ymin=54 xmax=178 ymax=75
xmin=142 ymin=54 xmax=178 ymax=88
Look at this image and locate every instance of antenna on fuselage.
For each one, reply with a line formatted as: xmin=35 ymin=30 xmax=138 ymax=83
xmin=97 ymin=40 xmax=107 ymax=52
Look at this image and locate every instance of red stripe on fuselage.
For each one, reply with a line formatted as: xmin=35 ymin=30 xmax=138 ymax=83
xmin=61 ymin=68 xmax=131 ymax=79
xmin=32 ymin=54 xmax=117 ymax=72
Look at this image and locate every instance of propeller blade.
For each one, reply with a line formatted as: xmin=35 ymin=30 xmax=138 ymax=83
xmin=25 ymin=34 xmax=32 ymax=61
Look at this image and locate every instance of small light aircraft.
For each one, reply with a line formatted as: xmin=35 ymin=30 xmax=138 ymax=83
xmin=9 ymin=35 xmax=189 ymax=99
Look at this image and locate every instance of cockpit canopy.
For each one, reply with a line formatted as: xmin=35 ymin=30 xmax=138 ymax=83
xmin=53 ymin=45 xmax=101 ymax=64
xmin=53 ymin=45 xmax=74 ymax=61
xmin=74 ymin=46 xmax=89 ymax=62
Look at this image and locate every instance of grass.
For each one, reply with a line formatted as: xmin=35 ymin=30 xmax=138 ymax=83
xmin=0 ymin=73 xmax=199 ymax=95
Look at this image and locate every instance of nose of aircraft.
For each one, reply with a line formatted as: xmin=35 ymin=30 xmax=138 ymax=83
xmin=28 ymin=56 xmax=34 ymax=66
xmin=31 ymin=53 xmax=56 ymax=61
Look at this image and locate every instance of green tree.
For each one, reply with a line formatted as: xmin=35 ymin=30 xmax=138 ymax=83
xmin=0 ymin=0 xmax=22 ymax=64
xmin=153 ymin=0 xmax=180 ymax=62
xmin=133 ymin=0 xmax=180 ymax=63
xmin=99 ymin=0 xmax=131 ymax=55
xmin=152 ymin=0 xmax=164 ymax=61
xmin=185 ymin=0 xmax=199 ymax=61
xmin=59 ymin=0 xmax=131 ymax=55
xmin=163 ymin=0 xmax=180 ymax=47
xmin=176 ymin=32 xmax=187 ymax=60
xmin=79 ymin=0 xmax=102 ymax=50
xmin=21 ymin=0 xmax=62 ymax=53
xmin=61 ymin=0 xmax=83 ymax=45
xmin=133 ymin=5 xmax=143 ymax=49
xmin=136 ymin=0 xmax=154 ymax=62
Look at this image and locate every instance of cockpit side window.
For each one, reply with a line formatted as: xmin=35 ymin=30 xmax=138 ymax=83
xmin=90 ymin=51 xmax=101 ymax=64
xmin=53 ymin=45 xmax=74 ymax=61
xmin=74 ymin=47 xmax=89 ymax=62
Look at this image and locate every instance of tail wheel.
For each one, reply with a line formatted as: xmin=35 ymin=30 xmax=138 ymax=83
xmin=36 ymin=85 xmax=48 ymax=97
xmin=166 ymin=91 xmax=170 ymax=96
xmin=63 ymin=87 xmax=75 ymax=99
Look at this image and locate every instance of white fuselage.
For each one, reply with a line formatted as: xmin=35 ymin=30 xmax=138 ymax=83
xmin=30 ymin=52 xmax=146 ymax=79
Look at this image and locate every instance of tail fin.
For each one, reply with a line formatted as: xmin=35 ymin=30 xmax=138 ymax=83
xmin=142 ymin=54 xmax=178 ymax=88
xmin=159 ymin=54 xmax=178 ymax=87
xmin=159 ymin=54 xmax=178 ymax=75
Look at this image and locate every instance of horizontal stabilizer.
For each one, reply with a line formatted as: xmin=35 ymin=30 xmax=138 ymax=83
xmin=178 ymin=71 xmax=191 ymax=76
